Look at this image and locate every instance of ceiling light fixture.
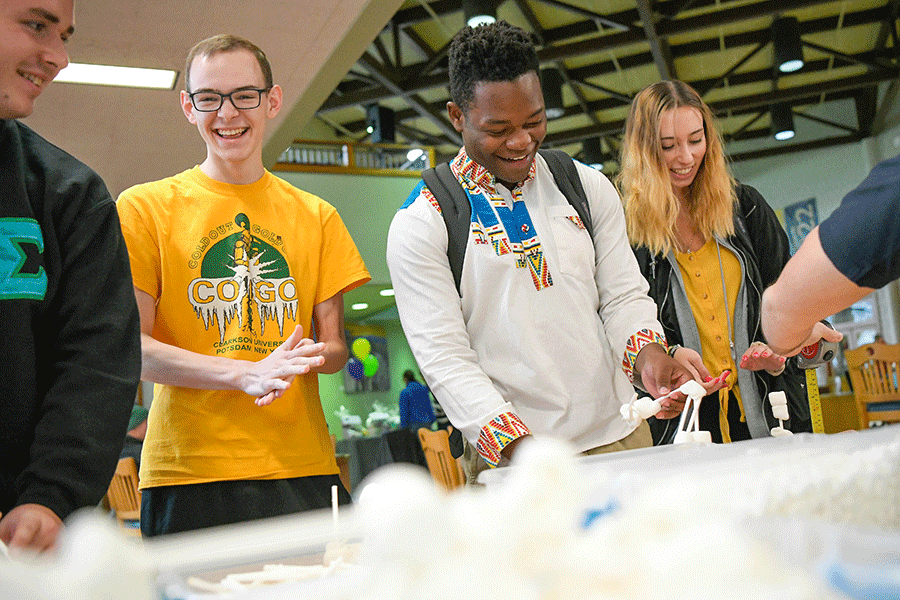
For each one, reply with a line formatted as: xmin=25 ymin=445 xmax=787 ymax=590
xmin=771 ymin=103 xmax=795 ymax=141
xmin=463 ymin=0 xmax=496 ymax=27
xmin=351 ymin=303 xmax=369 ymax=311
xmin=541 ymin=68 xmax=565 ymax=120
xmin=54 ymin=63 xmax=178 ymax=89
xmin=379 ymin=289 xmax=395 ymax=297
xmin=582 ymin=136 xmax=605 ymax=170
xmin=365 ymin=104 xmax=395 ymax=143
xmin=772 ymin=16 xmax=804 ymax=73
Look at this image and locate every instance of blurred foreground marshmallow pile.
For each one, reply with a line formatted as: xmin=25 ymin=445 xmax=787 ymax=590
xmin=1 ymin=429 xmax=898 ymax=600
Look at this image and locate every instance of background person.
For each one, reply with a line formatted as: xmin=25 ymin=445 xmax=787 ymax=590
xmin=116 ymin=35 xmax=370 ymax=537
xmin=387 ymin=22 xmax=700 ymax=484
xmin=399 ymin=370 xmax=436 ymax=431
xmin=119 ymin=405 xmax=149 ymax=471
xmin=0 ymin=0 xmax=141 ymax=553
xmin=618 ymin=80 xmax=808 ymax=443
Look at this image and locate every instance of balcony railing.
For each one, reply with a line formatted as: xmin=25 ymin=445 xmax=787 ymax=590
xmin=274 ymin=140 xmax=435 ymax=177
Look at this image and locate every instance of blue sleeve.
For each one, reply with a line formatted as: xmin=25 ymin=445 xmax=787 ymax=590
xmin=819 ymin=154 xmax=900 ymax=289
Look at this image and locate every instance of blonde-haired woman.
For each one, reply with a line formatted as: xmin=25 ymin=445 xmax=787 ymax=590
xmin=618 ymin=80 xmax=807 ymax=444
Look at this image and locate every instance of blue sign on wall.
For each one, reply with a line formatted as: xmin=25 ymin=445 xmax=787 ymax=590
xmin=783 ymin=198 xmax=819 ymax=254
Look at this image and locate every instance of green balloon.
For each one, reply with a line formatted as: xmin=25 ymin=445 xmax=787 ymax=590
xmin=363 ymin=354 xmax=379 ymax=377
xmin=352 ymin=337 xmax=371 ymax=360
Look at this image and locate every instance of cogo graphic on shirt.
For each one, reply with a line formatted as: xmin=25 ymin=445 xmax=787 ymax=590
xmin=0 ymin=218 xmax=47 ymax=300
xmin=188 ymin=214 xmax=297 ymax=347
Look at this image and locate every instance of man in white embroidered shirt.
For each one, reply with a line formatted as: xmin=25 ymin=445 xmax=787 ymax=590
xmin=387 ymin=21 xmax=704 ymax=483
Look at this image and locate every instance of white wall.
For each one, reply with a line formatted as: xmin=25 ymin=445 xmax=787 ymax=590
xmin=731 ymin=129 xmax=900 ymax=343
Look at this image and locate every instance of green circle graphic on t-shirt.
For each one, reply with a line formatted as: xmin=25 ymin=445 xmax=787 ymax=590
xmin=199 ymin=232 xmax=290 ymax=279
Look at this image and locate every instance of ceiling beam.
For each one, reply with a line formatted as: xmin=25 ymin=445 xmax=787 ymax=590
xmin=729 ymin=134 xmax=864 ymax=163
xmin=534 ymin=0 xmax=632 ymax=31
xmin=319 ymin=2 xmax=885 ymax=113
xmin=357 ymin=52 xmax=462 ymax=145
xmin=541 ymin=71 xmax=893 ymax=147
xmin=635 ymin=0 xmax=677 ymax=80
xmin=793 ymin=110 xmax=858 ymax=134
xmin=872 ymin=79 xmax=900 ymax=135
xmin=801 ymin=39 xmax=893 ymax=70
xmin=336 ymin=58 xmax=889 ymax=138
xmin=696 ymin=42 xmax=765 ymax=97
xmin=854 ymin=87 xmax=878 ymax=137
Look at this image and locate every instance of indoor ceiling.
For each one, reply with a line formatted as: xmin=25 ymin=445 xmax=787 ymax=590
xmin=316 ymin=0 xmax=899 ymax=170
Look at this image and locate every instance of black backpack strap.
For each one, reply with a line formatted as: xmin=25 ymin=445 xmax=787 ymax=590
xmin=421 ymin=163 xmax=471 ymax=295
xmin=538 ymin=148 xmax=592 ymax=232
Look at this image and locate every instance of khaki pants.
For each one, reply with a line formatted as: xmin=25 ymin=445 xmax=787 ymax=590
xmin=463 ymin=421 xmax=652 ymax=486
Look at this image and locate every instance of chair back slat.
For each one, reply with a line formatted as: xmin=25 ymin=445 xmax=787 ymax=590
xmin=107 ymin=457 xmax=141 ymax=528
xmin=418 ymin=428 xmax=465 ymax=491
xmin=845 ymin=343 xmax=900 ymax=427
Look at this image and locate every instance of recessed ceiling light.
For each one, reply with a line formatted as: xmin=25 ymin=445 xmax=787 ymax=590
xmin=351 ymin=303 xmax=369 ymax=310
xmin=379 ymin=289 xmax=395 ymax=297
xmin=54 ymin=63 xmax=178 ymax=90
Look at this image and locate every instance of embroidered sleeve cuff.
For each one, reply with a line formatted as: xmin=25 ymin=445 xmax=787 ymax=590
xmin=622 ymin=329 xmax=668 ymax=383
xmin=476 ymin=413 xmax=531 ymax=468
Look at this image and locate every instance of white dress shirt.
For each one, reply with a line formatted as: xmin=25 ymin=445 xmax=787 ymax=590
xmin=387 ymin=150 xmax=664 ymax=456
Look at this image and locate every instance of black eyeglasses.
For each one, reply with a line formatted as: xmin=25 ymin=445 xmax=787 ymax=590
xmin=187 ymin=88 xmax=271 ymax=112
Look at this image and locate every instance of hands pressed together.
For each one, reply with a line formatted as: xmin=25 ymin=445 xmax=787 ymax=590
xmin=239 ymin=325 xmax=327 ymax=406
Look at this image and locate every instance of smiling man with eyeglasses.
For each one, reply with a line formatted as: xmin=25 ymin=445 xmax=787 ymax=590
xmin=116 ymin=35 xmax=370 ymax=537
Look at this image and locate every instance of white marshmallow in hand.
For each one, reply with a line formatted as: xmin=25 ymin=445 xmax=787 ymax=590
xmin=678 ymin=380 xmax=707 ymax=402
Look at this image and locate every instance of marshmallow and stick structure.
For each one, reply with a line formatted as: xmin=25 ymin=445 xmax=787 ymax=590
xmin=768 ymin=391 xmax=793 ymax=437
xmin=620 ymin=380 xmax=710 ymax=443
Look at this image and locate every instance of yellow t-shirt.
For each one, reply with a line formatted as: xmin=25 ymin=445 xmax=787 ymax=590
xmin=117 ymin=167 xmax=370 ymax=488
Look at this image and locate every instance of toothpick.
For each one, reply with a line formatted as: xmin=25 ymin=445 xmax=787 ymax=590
xmin=331 ymin=484 xmax=339 ymax=538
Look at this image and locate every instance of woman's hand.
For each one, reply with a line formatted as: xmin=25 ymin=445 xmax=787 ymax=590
xmin=671 ymin=346 xmax=729 ymax=395
xmin=739 ymin=342 xmax=787 ymax=375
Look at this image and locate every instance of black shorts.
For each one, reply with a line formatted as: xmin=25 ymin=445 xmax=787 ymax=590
xmin=140 ymin=474 xmax=351 ymax=537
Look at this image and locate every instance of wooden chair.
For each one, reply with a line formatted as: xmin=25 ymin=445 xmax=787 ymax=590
xmin=106 ymin=457 xmax=141 ymax=537
xmin=845 ymin=343 xmax=900 ymax=427
xmin=331 ymin=434 xmax=352 ymax=493
xmin=418 ymin=428 xmax=465 ymax=491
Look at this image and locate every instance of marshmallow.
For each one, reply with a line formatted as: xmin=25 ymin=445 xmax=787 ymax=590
xmin=691 ymin=431 xmax=713 ymax=443
xmin=772 ymin=404 xmax=790 ymax=421
xmin=679 ymin=380 xmax=707 ymax=401
xmin=620 ymin=394 xmax=662 ymax=425
xmin=768 ymin=391 xmax=787 ymax=406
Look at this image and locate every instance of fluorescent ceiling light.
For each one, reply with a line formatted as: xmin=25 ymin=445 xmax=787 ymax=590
xmin=467 ymin=15 xmax=495 ymax=27
xmin=774 ymin=130 xmax=795 ymax=141
xmin=779 ymin=59 xmax=804 ymax=73
xmin=351 ymin=303 xmax=369 ymax=310
xmin=379 ymin=288 xmax=395 ymax=297
xmin=55 ymin=63 xmax=178 ymax=90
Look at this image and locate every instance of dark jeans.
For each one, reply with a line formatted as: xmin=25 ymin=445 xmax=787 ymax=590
xmin=141 ymin=474 xmax=350 ymax=537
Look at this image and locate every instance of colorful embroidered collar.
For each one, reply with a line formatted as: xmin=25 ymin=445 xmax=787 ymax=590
xmin=449 ymin=148 xmax=537 ymax=193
